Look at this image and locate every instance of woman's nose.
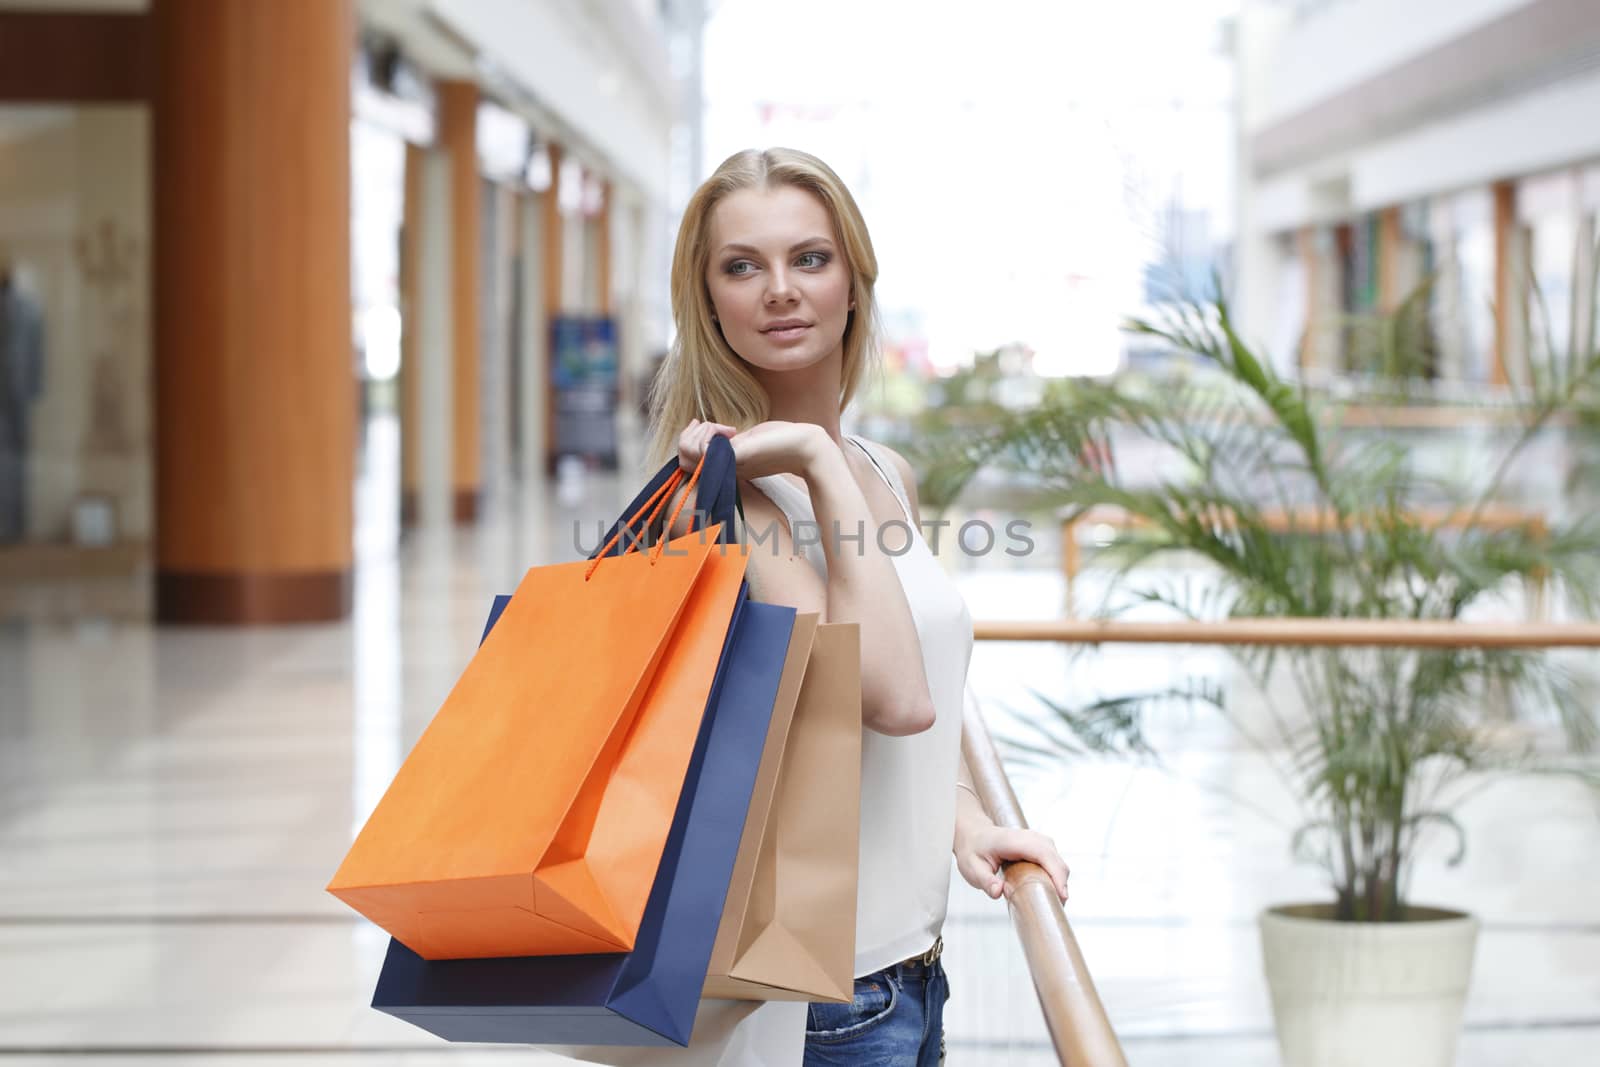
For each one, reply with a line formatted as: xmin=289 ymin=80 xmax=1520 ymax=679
xmin=764 ymin=269 xmax=798 ymax=304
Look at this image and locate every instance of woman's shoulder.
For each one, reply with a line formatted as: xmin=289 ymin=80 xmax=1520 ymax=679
xmin=847 ymin=434 xmax=917 ymax=492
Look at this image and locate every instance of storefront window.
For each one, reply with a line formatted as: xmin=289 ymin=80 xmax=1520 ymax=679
xmin=1427 ymin=188 xmax=1495 ymax=384
xmin=1302 ymin=224 xmax=1342 ymax=377
xmin=1517 ymin=168 xmax=1582 ymax=379
xmin=1577 ymin=164 xmax=1600 ymax=360
xmin=0 ymin=105 xmax=150 ymax=608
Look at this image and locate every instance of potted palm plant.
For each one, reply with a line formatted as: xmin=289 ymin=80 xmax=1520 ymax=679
xmin=923 ymin=292 xmax=1600 ymax=1067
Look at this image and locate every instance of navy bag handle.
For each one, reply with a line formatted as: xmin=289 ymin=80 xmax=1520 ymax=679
xmin=595 ymin=432 xmax=743 ymax=559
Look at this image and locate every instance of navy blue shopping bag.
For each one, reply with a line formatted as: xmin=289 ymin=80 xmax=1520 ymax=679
xmin=600 ymin=433 xmax=744 ymax=555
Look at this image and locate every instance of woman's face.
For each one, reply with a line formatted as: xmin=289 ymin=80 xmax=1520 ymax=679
xmin=703 ymin=184 xmax=854 ymax=376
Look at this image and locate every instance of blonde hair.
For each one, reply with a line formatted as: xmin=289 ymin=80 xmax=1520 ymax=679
xmin=645 ymin=147 xmax=880 ymax=466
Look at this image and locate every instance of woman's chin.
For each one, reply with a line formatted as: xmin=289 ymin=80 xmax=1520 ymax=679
xmin=740 ymin=345 xmax=833 ymax=376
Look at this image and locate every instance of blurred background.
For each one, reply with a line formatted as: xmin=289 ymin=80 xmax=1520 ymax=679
xmin=1 ymin=1 xmax=1597 ymax=1064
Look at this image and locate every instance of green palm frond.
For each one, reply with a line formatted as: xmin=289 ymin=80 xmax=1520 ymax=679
xmin=999 ymin=679 xmax=1226 ymax=766
xmin=925 ymin=277 xmax=1600 ymax=922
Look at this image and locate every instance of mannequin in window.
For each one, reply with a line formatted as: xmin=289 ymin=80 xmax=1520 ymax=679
xmin=0 ymin=250 xmax=45 ymax=543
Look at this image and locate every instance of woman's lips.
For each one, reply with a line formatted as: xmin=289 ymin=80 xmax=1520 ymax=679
xmin=762 ymin=324 xmax=811 ymax=343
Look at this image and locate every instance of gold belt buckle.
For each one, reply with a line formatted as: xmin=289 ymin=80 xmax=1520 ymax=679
xmin=917 ymin=936 xmax=943 ymax=966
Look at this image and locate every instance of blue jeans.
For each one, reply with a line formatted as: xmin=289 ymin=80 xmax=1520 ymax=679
xmin=802 ymin=956 xmax=949 ymax=1066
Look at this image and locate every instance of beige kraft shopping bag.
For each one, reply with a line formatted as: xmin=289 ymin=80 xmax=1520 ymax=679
xmin=703 ymin=618 xmax=862 ymax=1003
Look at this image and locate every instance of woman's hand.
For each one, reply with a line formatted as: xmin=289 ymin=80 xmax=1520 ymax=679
xmin=677 ymin=418 xmax=827 ymax=481
xmin=955 ymin=824 xmax=1071 ymax=903
xmin=677 ymin=418 xmax=739 ymax=474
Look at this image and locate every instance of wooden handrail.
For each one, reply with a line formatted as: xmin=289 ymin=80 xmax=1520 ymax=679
xmin=1057 ymin=505 xmax=1552 ymax=621
xmin=973 ymin=618 xmax=1600 ymax=648
xmin=1060 ymin=503 xmax=1547 ymax=535
xmin=962 ymin=689 xmax=1129 ymax=1067
xmin=1325 ymin=404 xmax=1580 ymax=429
xmin=917 ymin=398 xmax=1584 ymax=433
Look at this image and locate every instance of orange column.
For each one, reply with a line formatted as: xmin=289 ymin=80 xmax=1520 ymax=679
xmin=1491 ymin=180 xmax=1516 ymax=388
xmin=438 ymin=80 xmax=481 ymax=522
xmin=543 ymin=143 xmax=565 ymax=469
xmin=543 ymin=144 xmax=565 ymax=315
xmin=1297 ymin=226 xmax=1316 ymax=373
xmin=596 ymin=179 xmax=612 ymax=316
xmin=399 ymin=142 xmax=424 ymax=526
xmin=1377 ymin=206 xmax=1401 ymax=313
xmin=151 ymin=0 xmax=354 ymax=623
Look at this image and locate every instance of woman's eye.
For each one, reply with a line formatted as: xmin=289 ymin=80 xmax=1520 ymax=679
xmin=726 ymin=260 xmax=754 ymax=276
xmin=797 ymin=252 xmax=829 ymax=268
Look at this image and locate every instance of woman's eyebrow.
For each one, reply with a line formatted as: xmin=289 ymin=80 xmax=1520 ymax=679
xmin=717 ymin=237 xmax=835 ymax=256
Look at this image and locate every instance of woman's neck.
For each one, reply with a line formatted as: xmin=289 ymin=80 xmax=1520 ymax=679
xmin=750 ymin=345 xmax=846 ymax=446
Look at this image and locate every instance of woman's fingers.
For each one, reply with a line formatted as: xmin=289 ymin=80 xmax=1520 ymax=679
xmin=678 ymin=419 xmax=706 ymax=471
xmin=678 ymin=419 xmax=741 ymax=473
xmin=993 ymin=829 xmax=1070 ymax=903
xmin=679 ymin=421 xmax=737 ymax=471
xmin=1019 ymin=831 xmax=1070 ymax=901
xmin=1014 ymin=828 xmax=1069 ymax=898
xmin=957 ymin=852 xmax=1004 ymax=900
xmin=975 ymin=855 xmax=1004 ymax=899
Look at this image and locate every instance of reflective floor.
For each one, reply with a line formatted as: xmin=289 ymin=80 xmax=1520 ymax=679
xmin=1 ymin=416 xmax=1596 ymax=1065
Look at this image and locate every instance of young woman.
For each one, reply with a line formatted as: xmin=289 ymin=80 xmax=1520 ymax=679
xmin=651 ymin=148 xmax=1071 ymax=1066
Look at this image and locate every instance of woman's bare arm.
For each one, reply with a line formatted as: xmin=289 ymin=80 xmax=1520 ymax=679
xmin=667 ymin=426 xmax=934 ymax=736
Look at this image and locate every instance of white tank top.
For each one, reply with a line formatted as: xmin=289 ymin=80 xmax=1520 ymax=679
xmin=750 ymin=434 xmax=974 ymax=977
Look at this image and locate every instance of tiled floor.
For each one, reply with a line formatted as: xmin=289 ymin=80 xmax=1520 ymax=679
xmin=1 ymin=416 xmax=1596 ymax=1065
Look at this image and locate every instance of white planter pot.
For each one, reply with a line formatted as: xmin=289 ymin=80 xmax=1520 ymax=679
xmin=1259 ymin=903 xmax=1479 ymax=1067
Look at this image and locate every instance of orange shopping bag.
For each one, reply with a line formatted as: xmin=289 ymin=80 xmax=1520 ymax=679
xmin=329 ymin=452 xmax=747 ymax=961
